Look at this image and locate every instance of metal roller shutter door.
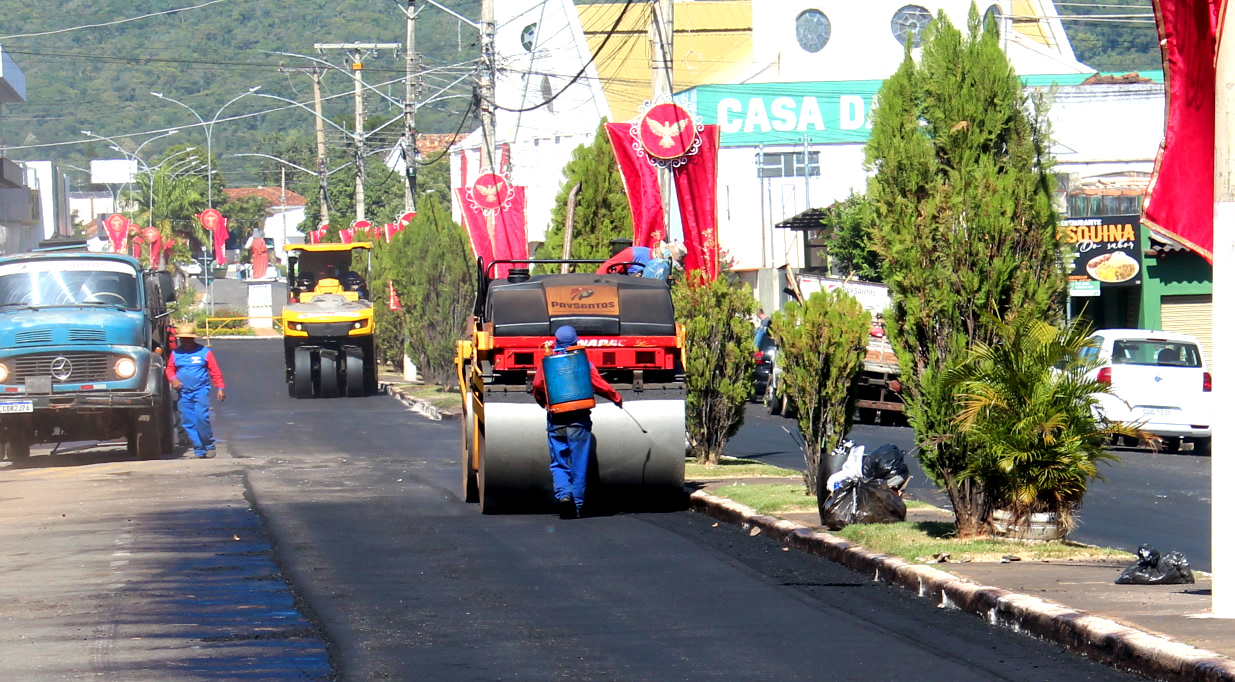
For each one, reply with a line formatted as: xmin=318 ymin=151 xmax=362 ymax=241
xmin=1160 ymin=294 xmax=1213 ymax=366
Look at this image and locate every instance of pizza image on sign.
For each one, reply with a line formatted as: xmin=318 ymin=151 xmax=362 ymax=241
xmin=1085 ymin=251 xmax=1140 ymax=283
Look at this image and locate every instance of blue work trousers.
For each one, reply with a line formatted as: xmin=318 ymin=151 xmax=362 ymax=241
xmin=548 ymin=425 xmax=594 ymax=514
xmin=178 ymin=387 xmax=216 ymax=456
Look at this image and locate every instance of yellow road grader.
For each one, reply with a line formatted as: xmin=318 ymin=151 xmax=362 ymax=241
xmin=283 ymin=242 xmax=377 ymax=398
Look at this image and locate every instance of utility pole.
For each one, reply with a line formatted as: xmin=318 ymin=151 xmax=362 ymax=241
xmin=352 ymin=48 xmax=366 ymax=222
xmin=478 ymin=0 xmax=497 ymax=173
xmin=315 ymin=42 xmax=400 ymax=223
xmin=650 ymin=0 xmax=674 ymax=238
xmin=404 ymin=0 xmax=419 ymax=211
xmin=1212 ymin=4 xmax=1235 ymax=618
xmin=311 ymin=67 xmax=330 ymax=227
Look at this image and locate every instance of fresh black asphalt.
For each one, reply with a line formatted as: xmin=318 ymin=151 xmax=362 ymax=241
xmin=727 ymin=406 xmax=1214 ymax=571
xmin=211 ymin=340 xmax=1140 ymax=681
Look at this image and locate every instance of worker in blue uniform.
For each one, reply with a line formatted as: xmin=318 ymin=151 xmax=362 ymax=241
xmin=532 ymin=325 xmax=623 ymax=519
xmin=165 ymin=323 xmax=227 ymax=458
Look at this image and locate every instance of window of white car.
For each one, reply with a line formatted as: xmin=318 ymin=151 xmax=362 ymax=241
xmin=1110 ymin=340 xmax=1202 ymax=368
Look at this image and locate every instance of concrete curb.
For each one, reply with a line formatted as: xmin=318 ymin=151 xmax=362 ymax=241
xmin=382 ymin=384 xmax=462 ymax=422
xmin=689 ymin=489 xmax=1235 ymax=682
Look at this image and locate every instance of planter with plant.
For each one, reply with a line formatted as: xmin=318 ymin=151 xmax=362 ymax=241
xmin=947 ymin=316 xmax=1144 ymax=539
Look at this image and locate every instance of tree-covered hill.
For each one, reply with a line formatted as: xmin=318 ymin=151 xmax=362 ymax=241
xmin=1054 ymin=0 xmax=1160 ymax=73
xmin=0 ymin=0 xmax=480 ymax=184
xmin=0 ymin=0 xmax=1160 ymax=187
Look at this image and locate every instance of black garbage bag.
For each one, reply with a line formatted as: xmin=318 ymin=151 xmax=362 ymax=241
xmin=1115 ymin=544 xmax=1196 ymax=585
xmin=819 ymin=478 xmax=907 ymax=531
xmin=861 ymin=444 xmax=910 ymax=490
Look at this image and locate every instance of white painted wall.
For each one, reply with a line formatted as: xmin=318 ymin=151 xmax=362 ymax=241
xmin=748 ymin=0 xmax=1087 ymax=83
xmin=264 ymin=206 xmax=305 ymax=262
xmin=451 ymin=0 xmax=608 ymax=243
xmin=1044 ymin=82 xmax=1165 ymax=176
xmin=23 ymin=161 xmax=70 ymax=240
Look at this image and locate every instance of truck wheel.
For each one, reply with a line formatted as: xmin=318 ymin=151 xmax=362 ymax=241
xmin=344 ymin=351 xmax=365 ymax=397
xmin=319 ymin=350 xmax=340 ymax=399
xmin=158 ymin=386 xmax=175 ymax=455
xmin=3 ymin=431 xmax=30 ymax=462
xmin=128 ymin=412 xmax=162 ymax=460
xmin=292 ymin=347 xmax=315 ymax=399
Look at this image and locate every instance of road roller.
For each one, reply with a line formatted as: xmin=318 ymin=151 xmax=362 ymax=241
xmin=283 ymin=242 xmax=378 ymax=399
xmin=456 ymin=259 xmax=687 ymax=514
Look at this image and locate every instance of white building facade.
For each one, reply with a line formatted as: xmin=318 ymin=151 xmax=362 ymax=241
xmin=451 ymin=0 xmax=1160 ymax=311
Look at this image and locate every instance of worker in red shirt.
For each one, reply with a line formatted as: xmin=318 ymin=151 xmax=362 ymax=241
xmin=532 ymin=325 xmax=622 ymax=519
xmin=165 ymin=324 xmax=226 ymax=458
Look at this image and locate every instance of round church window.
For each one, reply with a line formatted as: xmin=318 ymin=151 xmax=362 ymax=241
xmin=891 ymin=5 xmax=933 ymax=47
xmin=795 ymin=10 xmax=832 ymax=54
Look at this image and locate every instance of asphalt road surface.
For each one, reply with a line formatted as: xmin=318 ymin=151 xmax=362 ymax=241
xmin=200 ymin=339 xmax=1137 ymax=681
xmin=728 ymin=405 xmax=1214 ymax=571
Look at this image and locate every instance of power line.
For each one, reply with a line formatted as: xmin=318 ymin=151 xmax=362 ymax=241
xmin=483 ymin=0 xmax=638 ymax=114
xmin=0 ymin=0 xmax=231 ymax=40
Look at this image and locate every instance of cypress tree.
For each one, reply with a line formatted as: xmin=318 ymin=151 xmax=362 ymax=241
xmin=865 ymin=7 xmax=1062 ymax=536
xmin=371 ymin=196 xmax=474 ymax=387
xmin=534 ymin=121 xmax=633 ymax=270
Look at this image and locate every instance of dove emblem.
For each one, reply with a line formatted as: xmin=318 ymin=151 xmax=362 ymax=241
xmin=646 ymin=118 xmax=688 ymax=148
xmin=475 ymin=179 xmax=504 ymax=200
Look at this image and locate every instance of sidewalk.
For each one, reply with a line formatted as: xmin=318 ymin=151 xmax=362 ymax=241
xmin=693 ymin=477 xmax=1233 ymax=680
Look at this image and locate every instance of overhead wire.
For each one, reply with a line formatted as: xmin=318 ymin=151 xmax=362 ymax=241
xmin=480 ymin=0 xmax=637 ymax=114
xmin=0 ymin=0 xmax=231 ymax=40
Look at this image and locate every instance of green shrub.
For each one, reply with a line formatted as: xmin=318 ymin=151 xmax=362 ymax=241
xmin=673 ymin=274 xmax=757 ymax=465
xmin=770 ymin=289 xmax=870 ymax=495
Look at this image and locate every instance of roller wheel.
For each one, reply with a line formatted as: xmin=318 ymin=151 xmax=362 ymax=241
xmin=319 ymin=350 xmax=340 ymax=399
xmin=293 ymin=347 xmax=315 ymax=399
xmin=477 ymin=427 xmax=499 ymax=514
xmin=128 ymin=412 xmax=163 ymax=460
xmin=344 ymin=351 xmax=365 ymax=397
xmin=3 ymin=430 xmax=30 ymax=462
xmin=462 ymin=391 xmax=478 ymax=503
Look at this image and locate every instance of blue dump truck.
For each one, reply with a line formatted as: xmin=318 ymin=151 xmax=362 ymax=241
xmin=0 ymin=245 xmax=178 ymax=461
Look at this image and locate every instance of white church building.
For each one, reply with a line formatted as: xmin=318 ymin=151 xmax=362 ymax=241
xmin=451 ymin=0 xmax=1164 ymax=310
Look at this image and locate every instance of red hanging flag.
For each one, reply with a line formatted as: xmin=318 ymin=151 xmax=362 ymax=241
xmin=457 ymin=171 xmax=527 ymax=278
xmin=387 ymin=279 xmax=402 ymax=311
xmin=104 ymin=214 xmax=130 ymax=254
xmin=673 ymin=124 xmax=721 ymax=280
xmin=1143 ymin=0 xmax=1227 ymax=262
xmin=605 ymin=124 xmax=665 ymax=248
xmin=197 ymin=208 xmax=228 ymax=266
xmin=605 ymin=102 xmax=720 ymax=280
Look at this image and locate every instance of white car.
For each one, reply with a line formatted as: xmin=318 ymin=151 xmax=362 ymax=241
xmin=177 ymin=261 xmax=203 ymax=276
xmin=1088 ymin=329 xmax=1211 ymax=454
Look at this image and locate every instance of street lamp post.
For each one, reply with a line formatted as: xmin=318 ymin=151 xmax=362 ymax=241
xmin=150 ymin=87 xmax=260 ymax=208
xmin=80 ymin=129 xmax=180 ymax=212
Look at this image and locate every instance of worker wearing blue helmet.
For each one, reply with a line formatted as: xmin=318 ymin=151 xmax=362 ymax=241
xmin=531 ymin=325 xmax=623 ymax=519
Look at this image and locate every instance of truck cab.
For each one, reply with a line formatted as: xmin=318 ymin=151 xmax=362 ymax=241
xmin=0 ymin=250 xmax=178 ymax=461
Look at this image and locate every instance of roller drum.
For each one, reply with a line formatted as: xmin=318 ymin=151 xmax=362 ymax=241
xmin=478 ymin=396 xmax=685 ymax=514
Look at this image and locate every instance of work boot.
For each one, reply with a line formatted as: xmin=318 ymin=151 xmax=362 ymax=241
xmin=558 ymin=496 xmax=577 ymax=520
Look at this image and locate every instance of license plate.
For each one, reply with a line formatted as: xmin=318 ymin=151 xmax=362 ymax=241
xmin=0 ymin=401 xmax=32 ymax=414
xmin=1140 ymin=407 xmax=1179 ymax=417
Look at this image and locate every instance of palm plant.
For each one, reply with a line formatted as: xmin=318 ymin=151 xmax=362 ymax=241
xmin=126 ymin=164 xmax=207 ymax=264
xmin=947 ymin=316 xmax=1142 ymax=533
